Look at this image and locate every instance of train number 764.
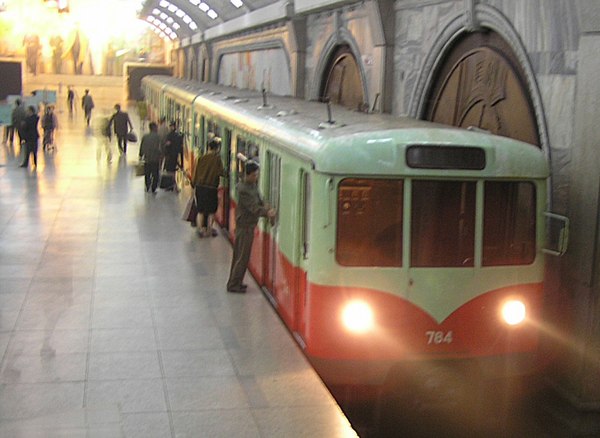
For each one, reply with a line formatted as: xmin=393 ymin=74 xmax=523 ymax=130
xmin=425 ymin=330 xmax=453 ymax=345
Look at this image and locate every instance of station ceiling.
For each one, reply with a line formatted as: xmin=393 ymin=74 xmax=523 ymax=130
xmin=139 ymin=0 xmax=281 ymax=40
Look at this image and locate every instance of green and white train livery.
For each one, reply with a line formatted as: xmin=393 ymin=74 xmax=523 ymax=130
xmin=142 ymin=75 xmax=564 ymax=387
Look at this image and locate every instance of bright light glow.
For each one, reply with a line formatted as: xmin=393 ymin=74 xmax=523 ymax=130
xmin=152 ymin=8 xmax=160 ymax=15
xmin=207 ymin=9 xmax=218 ymax=19
xmin=182 ymin=15 xmax=192 ymax=24
xmin=231 ymin=0 xmax=243 ymax=7
xmin=189 ymin=0 xmax=200 ymax=5
xmin=189 ymin=22 xmax=197 ymax=30
xmin=199 ymin=2 xmax=209 ymax=12
xmin=172 ymin=22 xmax=181 ymax=30
xmin=159 ymin=0 xmax=170 ymax=7
xmin=160 ymin=12 xmax=168 ymax=20
xmin=175 ymin=9 xmax=185 ymax=18
xmin=341 ymin=301 xmax=374 ymax=334
xmin=168 ymin=4 xmax=177 ymax=13
xmin=501 ymin=300 xmax=527 ymax=326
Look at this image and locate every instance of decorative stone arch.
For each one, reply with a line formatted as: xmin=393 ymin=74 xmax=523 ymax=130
xmin=309 ymin=27 xmax=369 ymax=107
xmin=409 ymin=3 xmax=550 ymax=160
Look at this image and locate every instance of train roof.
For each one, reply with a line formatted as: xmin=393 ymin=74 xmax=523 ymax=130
xmin=143 ymin=76 xmax=549 ymax=179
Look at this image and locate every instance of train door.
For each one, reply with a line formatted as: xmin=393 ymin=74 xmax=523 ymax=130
xmin=264 ymin=151 xmax=281 ymax=295
xmin=295 ymin=170 xmax=311 ymax=336
xmin=406 ymin=179 xmax=477 ymax=317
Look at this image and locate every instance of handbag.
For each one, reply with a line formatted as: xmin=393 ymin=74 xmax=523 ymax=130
xmin=182 ymin=195 xmax=198 ymax=223
xmin=135 ymin=161 xmax=145 ymax=177
xmin=126 ymin=131 xmax=138 ymax=143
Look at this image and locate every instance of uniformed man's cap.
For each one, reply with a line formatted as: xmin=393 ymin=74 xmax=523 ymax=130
xmin=245 ymin=161 xmax=259 ymax=175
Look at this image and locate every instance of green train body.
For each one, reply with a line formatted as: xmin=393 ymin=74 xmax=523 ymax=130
xmin=143 ymin=75 xmax=552 ymax=386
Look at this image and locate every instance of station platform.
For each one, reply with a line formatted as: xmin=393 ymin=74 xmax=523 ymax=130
xmin=0 ymin=75 xmax=357 ymax=437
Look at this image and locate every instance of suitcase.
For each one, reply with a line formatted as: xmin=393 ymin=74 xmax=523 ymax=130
xmin=159 ymin=171 xmax=176 ymax=190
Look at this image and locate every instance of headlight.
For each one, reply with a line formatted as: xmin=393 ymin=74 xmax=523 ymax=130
xmin=341 ymin=300 xmax=374 ymax=334
xmin=501 ymin=299 xmax=527 ymax=326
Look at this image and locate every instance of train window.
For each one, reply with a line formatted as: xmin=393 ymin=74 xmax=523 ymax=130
xmin=406 ymin=146 xmax=485 ymax=170
xmin=236 ymin=136 xmax=260 ymax=181
xmin=336 ymin=179 xmax=403 ymax=267
xmin=483 ymin=182 xmax=536 ymax=266
xmin=411 ymin=180 xmax=476 ymax=267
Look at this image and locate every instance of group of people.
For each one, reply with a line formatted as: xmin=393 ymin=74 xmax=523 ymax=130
xmin=139 ymin=122 xmax=276 ymax=294
xmin=138 ymin=117 xmax=184 ymax=193
xmin=3 ymin=98 xmax=59 ymax=169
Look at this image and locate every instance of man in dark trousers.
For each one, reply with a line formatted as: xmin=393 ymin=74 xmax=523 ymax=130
xmin=138 ymin=122 xmax=162 ymax=193
xmin=19 ymin=105 xmax=40 ymax=169
xmin=81 ymin=89 xmax=94 ymax=126
xmin=226 ymin=161 xmax=276 ymax=293
xmin=108 ymin=104 xmax=133 ymax=154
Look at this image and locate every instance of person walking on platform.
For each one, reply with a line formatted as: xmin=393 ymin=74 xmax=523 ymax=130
xmin=41 ymin=105 xmax=58 ymax=150
xmin=19 ymin=105 xmax=40 ymax=169
xmin=10 ymin=99 xmax=27 ymax=146
xmin=139 ymin=122 xmax=162 ymax=193
xmin=67 ymin=86 xmax=76 ymax=117
xmin=226 ymin=161 xmax=276 ymax=293
xmin=162 ymin=121 xmax=184 ymax=191
xmin=108 ymin=104 xmax=133 ymax=154
xmin=96 ymin=114 xmax=113 ymax=163
xmin=192 ymin=137 xmax=224 ymax=236
xmin=81 ymin=89 xmax=94 ymax=126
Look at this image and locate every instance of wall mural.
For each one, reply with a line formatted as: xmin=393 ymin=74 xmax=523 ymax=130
xmin=0 ymin=0 xmax=165 ymax=76
xmin=217 ymin=49 xmax=292 ymax=96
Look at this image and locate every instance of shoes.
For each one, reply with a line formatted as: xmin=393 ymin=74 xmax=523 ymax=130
xmin=227 ymin=287 xmax=246 ymax=293
xmin=190 ymin=221 xmax=197 ymax=228
xmin=210 ymin=229 xmax=218 ymax=237
xmin=240 ymin=284 xmax=248 ymax=290
xmin=19 ymin=164 xmax=27 ymax=168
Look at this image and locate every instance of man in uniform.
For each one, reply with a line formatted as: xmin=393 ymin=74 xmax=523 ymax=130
xmin=226 ymin=161 xmax=276 ymax=293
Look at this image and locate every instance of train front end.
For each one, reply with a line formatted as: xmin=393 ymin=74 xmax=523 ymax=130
xmin=303 ymin=132 xmax=551 ymax=388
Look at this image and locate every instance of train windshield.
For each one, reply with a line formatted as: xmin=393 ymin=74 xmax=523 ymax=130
xmin=483 ymin=181 xmax=536 ymax=266
xmin=336 ymin=179 xmax=536 ymax=268
xmin=336 ymin=179 xmax=403 ymax=266
xmin=411 ymin=181 xmax=476 ymax=267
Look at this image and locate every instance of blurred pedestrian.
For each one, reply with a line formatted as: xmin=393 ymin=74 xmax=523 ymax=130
xmin=136 ymin=100 xmax=148 ymax=132
xmin=19 ymin=105 xmax=40 ymax=169
xmin=161 ymin=121 xmax=184 ymax=191
xmin=67 ymin=85 xmax=76 ymax=117
xmin=42 ymin=105 xmax=58 ymax=150
xmin=10 ymin=99 xmax=27 ymax=146
xmin=108 ymin=104 xmax=133 ymax=154
xmin=226 ymin=161 xmax=276 ymax=293
xmin=95 ymin=114 xmax=113 ymax=163
xmin=192 ymin=137 xmax=224 ymax=236
xmin=81 ymin=89 xmax=94 ymax=126
xmin=139 ymin=122 xmax=162 ymax=193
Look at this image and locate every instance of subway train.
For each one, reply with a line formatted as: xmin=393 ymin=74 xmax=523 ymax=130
xmin=142 ymin=75 xmax=567 ymax=393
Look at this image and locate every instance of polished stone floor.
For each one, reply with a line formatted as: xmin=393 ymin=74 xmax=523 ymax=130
xmin=0 ymin=75 xmax=356 ymax=437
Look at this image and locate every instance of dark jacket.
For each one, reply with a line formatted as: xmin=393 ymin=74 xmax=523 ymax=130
xmin=12 ymin=104 xmax=26 ymax=128
xmin=22 ymin=114 xmax=40 ymax=142
xmin=109 ymin=110 xmax=132 ymax=136
xmin=163 ymin=131 xmax=184 ymax=172
xmin=235 ymin=181 xmax=269 ymax=228
xmin=139 ymin=132 xmax=161 ymax=163
xmin=193 ymin=152 xmax=224 ymax=188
